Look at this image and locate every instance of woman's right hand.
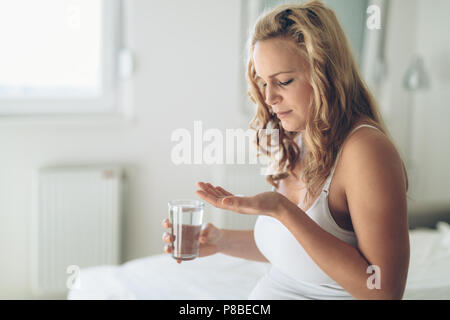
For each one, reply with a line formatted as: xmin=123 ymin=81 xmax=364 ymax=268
xmin=161 ymin=218 xmax=227 ymax=264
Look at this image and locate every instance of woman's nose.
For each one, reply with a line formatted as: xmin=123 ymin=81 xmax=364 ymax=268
xmin=265 ymin=85 xmax=281 ymax=106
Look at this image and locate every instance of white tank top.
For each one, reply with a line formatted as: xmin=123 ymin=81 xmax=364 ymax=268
xmin=250 ymin=124 xmax=382 ymax=300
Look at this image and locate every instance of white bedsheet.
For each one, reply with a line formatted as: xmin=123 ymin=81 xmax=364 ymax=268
xmin=67 ymin=222 xmax=450 ymax=300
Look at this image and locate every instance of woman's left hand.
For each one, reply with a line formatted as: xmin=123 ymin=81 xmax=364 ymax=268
xmin=195 ymin=181 xmax=286 ymax=217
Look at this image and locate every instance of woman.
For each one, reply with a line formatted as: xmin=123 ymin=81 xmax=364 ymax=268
xmin=162 ymin=0 xmax=409 ymax=300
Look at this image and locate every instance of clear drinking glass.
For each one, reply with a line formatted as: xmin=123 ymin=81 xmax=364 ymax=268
xmin=168 ymin=199 xmax=205 ymax=261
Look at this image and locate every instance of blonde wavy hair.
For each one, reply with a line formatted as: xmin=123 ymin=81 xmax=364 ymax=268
xmin=246 ymin=0 xmax=408 ymax=205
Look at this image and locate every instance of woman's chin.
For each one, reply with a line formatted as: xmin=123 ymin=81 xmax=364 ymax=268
xmin=279 ymin=120 xmax=295 ymax=131
xmin=280 ymin=121 xmax=302 ymax=133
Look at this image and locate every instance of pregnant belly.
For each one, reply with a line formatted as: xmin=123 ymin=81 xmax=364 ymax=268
xmin=254 ymin=215 xmax=339 ymax=286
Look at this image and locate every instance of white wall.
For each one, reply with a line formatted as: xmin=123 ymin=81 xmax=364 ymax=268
xmin=0 ymin=0 xmax=243 ymax=299
xmin=381 ymin=0 xmax=450 ymax=210
xmin=380 ymin=0 xmax=419 ymax=198
xmin=413 ymin=0 xmax=450 ymax=204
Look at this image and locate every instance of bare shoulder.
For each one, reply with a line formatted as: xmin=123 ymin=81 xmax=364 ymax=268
xmin=338 ymin=125 xmax=408 ymax=222
xmin=340 ymin=126 xmax=406 ymax=189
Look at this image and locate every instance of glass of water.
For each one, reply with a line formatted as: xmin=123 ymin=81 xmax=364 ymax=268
xmin=168 ymin=199 xmax=205 ymax=261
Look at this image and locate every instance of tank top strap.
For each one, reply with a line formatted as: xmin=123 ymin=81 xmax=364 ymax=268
xmin=322 ymin=149 xmax=343 ymax=194
xmin=322 ymin=124 xmax=382 ymax=194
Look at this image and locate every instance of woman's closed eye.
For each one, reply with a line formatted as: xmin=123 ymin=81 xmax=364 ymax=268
xmin=262 ymin=79 xmax=294 ymax=88
xmin=279 ymin=79 xmax=293 ymax=86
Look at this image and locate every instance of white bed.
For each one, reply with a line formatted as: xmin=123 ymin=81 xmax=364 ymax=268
xmin=67 ymin=222 xmax=450 ymax=300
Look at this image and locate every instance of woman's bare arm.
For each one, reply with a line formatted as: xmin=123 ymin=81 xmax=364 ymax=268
xmin=275 ymin=131 xmax=409 ymax=299
xmin=219 ymin=229 xmax=269 ymax=263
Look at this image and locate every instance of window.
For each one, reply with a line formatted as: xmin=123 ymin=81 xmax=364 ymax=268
xmin=0 ymin=0 xmax=131 ymax=116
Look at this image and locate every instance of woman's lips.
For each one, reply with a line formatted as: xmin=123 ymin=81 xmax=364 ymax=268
xmin=276 ymin=110 xmax=292 ymax=118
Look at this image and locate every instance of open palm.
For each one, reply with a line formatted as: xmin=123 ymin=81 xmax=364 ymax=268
xmin=195 ymin=181 xmax=285 ymax=217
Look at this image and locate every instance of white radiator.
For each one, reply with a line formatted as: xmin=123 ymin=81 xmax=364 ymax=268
xmin=31 ymin=165 xmax=122 ymax=296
